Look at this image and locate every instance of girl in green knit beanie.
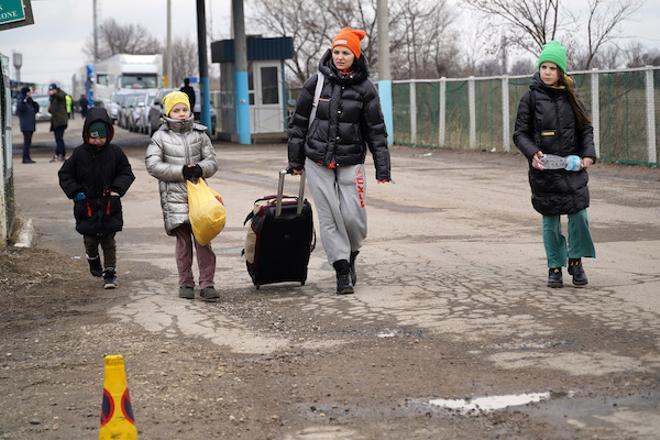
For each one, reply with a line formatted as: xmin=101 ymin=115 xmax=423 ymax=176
xmin=513 ymin=40 xmax=598 ymax=289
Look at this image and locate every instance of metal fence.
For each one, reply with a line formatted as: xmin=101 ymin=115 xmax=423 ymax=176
xmin=0 ymin=53 xmax=15 ymax=245
xmin=392 ymin=66 xmax=660 ymax=166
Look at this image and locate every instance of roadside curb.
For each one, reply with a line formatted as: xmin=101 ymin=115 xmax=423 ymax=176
xmin=13 ymin=218 xmax=35 ymax=248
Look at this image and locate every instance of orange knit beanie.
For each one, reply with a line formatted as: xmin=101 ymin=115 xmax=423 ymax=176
xmin=332 ymin=27 xmax=367 ymax=58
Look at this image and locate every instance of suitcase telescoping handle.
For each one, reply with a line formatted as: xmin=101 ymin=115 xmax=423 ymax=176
xmin=275 ymin=169 xmax=305 ymax=217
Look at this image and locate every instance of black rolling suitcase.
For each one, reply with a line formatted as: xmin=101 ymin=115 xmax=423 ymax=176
xmin=243 ymin=170 xmax=315 ymax=289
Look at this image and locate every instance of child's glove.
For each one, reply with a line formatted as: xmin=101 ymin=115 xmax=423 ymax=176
xmin=182 ymin=164 xmax=203 ymax=182
xmin=74 ymin=192 xmax=86 ymax=202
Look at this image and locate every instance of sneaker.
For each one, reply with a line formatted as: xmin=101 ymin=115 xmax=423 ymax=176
xmin=568 ymin=258 xmax=589 ymax=287
xmin=87 ymin=255 xmax=103 ymax=277
xmin=547 ymin=267 xmax=563 ymax=288
xmin=178 ymin=285 xmax=195 ymax=299
xmin=349 ymin=250 xmax=359 ymax=286
xmin=199 ymin=286 xmax=219 ymax=302
xmin=22 ymin=159 xmax=36 ymax=164
xmin=103 ymin=268 xmax=118 ymax=289
xmin=333 ymin=260 xmax=354 ymax=295
xmin=49 ymin=155 xmax=58 ymax=163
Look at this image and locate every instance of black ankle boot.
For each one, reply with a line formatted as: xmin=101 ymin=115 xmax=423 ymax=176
xmin=349 ymin=251 xmax=359 ymax=286
xmin=333 ymin=260 xmax=354 ymax=295
xmin=547 ymin=267 xmax=563 ymax=288
xmin=87 ymin=255 xmax=103 ymax=277
xmin=568 ymin=258 xmax=588 ymax=287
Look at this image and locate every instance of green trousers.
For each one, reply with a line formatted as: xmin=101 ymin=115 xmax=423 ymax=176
xmin=542 ymin=209 xmax=596 ymax=269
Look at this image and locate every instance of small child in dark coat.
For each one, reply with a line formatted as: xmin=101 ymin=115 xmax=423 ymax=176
xmin=58 ymin=108 xmax=135 ymax=289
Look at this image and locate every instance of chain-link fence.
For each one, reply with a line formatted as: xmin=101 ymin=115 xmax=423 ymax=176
xmin=392 ymin=66 xmax=660 ymax=166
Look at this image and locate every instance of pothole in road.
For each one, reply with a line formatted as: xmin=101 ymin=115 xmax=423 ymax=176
xmin=428 ymin=392 xmax=553 ymax=414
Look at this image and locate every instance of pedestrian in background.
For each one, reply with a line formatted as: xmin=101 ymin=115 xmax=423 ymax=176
xmin=145 ymin=91 xmax=219 ymax=302
xmin=65 ymin=93 xmax=74 ymax=120
xmin=79 ymin=94 xmax=89 ymax=118
xmin=58 ymin=107 xmax=135 ymax=289
xmin=48 ymin=83 xmax=68 ymax=162
xmin=287 ymin=27 xmax=391 ymax=295
xmin=15 ymin=86 xmax=39 ymax=164
xmin=180 ymin=78 xmax=196 ymax=114
xmin=513 ymin=40 xmax=597 ymax=288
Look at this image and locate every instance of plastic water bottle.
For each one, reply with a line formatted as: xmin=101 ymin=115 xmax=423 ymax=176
xmin=541 ymin=154 xmax=582 ymax=171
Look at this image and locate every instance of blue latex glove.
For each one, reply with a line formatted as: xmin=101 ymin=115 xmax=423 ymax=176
xmin=74 ymin=192 xmax=86 ymax=201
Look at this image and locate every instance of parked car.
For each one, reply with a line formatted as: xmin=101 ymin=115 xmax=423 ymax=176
xmin=147 ymin=87 xmax=216 ymax=135
xmin=132 ymin=89 xmax=157 ymax=134
xmin=147 ymin=88 xmax=174 ymax=135
xmin=107 ymin=91 xmax=132 ymax=123
xmin=32 ymin=95 xmax=52 ymax=122
xmin=119 ymin=93 xmax=138 ymax=130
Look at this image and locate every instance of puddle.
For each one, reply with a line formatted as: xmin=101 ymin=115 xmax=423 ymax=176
xmin=429 ymin=392 xmax=550 ymax=414
xmin=376 ymin=329 xmax=396 ymax=338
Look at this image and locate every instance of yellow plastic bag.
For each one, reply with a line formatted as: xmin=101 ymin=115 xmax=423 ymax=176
xmin=187 ymin=179 xmax=226 ymax=246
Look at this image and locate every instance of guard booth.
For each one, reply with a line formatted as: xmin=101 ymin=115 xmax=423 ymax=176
xmin=211 ymin=36 xmax=293 ymax=142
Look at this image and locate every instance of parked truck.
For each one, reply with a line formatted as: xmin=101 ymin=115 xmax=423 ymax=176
xmin=74 ymin=54 xmax=163 ymax=111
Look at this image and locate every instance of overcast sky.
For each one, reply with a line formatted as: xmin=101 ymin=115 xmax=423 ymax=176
xmin=1 ymin=0 xmax=659 ymax=90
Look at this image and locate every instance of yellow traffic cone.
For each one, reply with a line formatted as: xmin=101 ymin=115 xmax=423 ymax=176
xmin=99 ymin=354 xmax=138 ymax=440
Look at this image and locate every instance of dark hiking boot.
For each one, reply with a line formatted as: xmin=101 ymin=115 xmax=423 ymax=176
xmin=547 ymin=267 xmax=563 ymax=288
xmin=199 ymin=286 xmax=219 ymax=302
xmin=178 ymin=286 xmax=194 ymax=299
xmin=568 ymin=258 xmax=589 ymax=287
xmin=87 ymin=255 xmax=103 ymax=277
xmin=349 ymin=250 xmax=359 ymax=286
xmin=103 ymin=268 xmax=118 ymax=289
xmin=333 ymin=260 xmax=354 ymax=295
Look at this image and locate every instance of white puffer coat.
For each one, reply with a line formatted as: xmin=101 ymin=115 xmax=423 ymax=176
xmin=145 ymin=117 xmax=218 ymax=234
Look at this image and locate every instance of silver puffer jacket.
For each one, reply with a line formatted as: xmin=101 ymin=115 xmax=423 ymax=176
xmin=145 ymin=116 xmax=218 ymax=234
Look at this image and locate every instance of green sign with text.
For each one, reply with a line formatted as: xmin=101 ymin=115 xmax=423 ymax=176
xmin=0 ymin=0 xmax=33 ymax=31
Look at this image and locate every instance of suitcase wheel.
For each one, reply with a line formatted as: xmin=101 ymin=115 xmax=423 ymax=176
xmin=255 ymin=284 xmax=260 ymax=290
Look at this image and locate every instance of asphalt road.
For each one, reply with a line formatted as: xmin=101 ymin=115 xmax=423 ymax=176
xmin=2 ymin=116 xmax=660 ymax=439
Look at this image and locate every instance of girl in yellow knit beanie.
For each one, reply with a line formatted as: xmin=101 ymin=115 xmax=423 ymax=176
xmin=145 ymin=91 xmax=220 ymax=301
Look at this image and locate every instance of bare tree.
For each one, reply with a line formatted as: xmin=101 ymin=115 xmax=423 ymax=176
xmin=463 ymin=0 xmax=561 ymax=55
xmin=510 ymin=57 xmax=537 ymax=74
xmin=249 ymin=0 xmax=456 ymax=82
xmin=568 ymin=0 xmax=642 ymax=69
xmin=83 ymin=19 xmax=162 ymax=61
xmin=624 ymin=41 xmax=660 ymax=67
xmin=171 ymin=37 xmax=199 ymax=87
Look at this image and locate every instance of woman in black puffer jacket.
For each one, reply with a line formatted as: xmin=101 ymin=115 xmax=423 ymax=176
xmin=288 ymin=27 xmax=391 ymax=295
xmin=514 ymin=40 xmax=596 ymax=289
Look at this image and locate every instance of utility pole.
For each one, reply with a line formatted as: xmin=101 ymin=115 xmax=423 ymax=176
xmin=377 ymin=0 xmax=393 ymax=145
xmin=166 ymin=0 xmax=172 ymax=88
xmin=196 ymin=0 xmax=212 ymax=132
xmin=93 ymin=0 xmax=99 ymax=62
xmin=501 ymin=34 xmax=508 ymax=75
xmin=232 ymin=0 xmax=251 ymax=144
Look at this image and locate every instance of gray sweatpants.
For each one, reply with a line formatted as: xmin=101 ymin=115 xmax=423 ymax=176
xmin=306 ymin=162 xmax=367 ymax=264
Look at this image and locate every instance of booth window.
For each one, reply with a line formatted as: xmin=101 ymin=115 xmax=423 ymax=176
xmin=261 ymin=67 xmax=279 ymax=104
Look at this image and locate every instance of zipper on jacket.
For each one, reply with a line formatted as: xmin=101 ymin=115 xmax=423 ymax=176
xmin=182 ymin=132 xmax=191 ymax=166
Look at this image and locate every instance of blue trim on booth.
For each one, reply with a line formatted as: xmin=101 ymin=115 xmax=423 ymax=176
xmin=235 ymin=70 xmax=251 ymax=144
xmin=378 ymin=80 xmax=393 ymax=146
xmin=200 ymin=76 xmax=211 ymax=133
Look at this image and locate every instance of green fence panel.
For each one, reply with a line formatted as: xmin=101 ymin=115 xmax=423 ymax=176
xmin=599 ymin=71 xmax=648 ymax=162
xmin=655 ymin=70 xmax=660 ymax=163
xmin=508 ymin=76 xmax=529 ymax=152
xmin=475 ymin=78 xmax=503 ymax=151
xmin=392 ymin=82 xmax=410 ymax=145
xmin=415 ymin=81 xmax=440 ymax=146
xmin=445 ymin=80 xmax=469 ymax=148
